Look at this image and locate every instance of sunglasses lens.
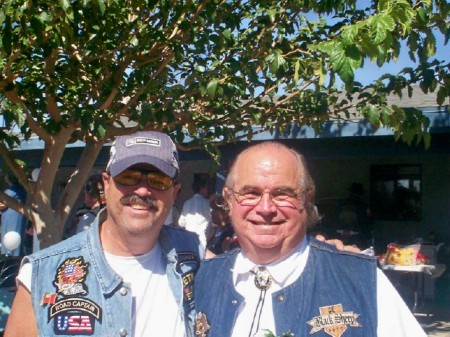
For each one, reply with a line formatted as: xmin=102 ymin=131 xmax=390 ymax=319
xmin=114 ymin=170 xmax=173 ymax=190
xmin=146 ymin=172 xmax=173 ymax=190
xmin=115 ymin=170 xmax=142 ymax=186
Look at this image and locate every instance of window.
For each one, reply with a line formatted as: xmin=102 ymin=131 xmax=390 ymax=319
xmin=370 ymin=165 xmax=421 ymax=221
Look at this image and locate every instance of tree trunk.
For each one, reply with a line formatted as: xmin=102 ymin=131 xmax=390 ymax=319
xmin=28 ymin=134 xmax=106 ymax=250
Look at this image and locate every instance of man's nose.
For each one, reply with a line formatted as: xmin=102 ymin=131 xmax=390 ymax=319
xmin=255 ymin=192 xmax=277 ymax=213
xmin=134 ymin=176 xmax=154 ymax=194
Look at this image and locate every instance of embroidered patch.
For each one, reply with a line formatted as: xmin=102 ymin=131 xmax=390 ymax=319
xmin=49 ymin=298 xmax=101 ymax=321
xmin=176 ymin=252 xmax=199 ymax=271
xmin=182 ymin=271 xmax=195 ymax=308
xmin=307 ymin=304 xmax=362 ymax=337
xmin=126 ymin=137 xmax=160 ymax=147
xmin=53 ymin=257 xmax=89 ymax=296
xmin=195 ymin=311 xmax=210 ymax=337
xmin=46 ymin=257 xmax=102 ymax=335
xmin=41 ymin=292 xmax=57 ymax=306
xmin=54 ymin=314 xmax=94 ymax=335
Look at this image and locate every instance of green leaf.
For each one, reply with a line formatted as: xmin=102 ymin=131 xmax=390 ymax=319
xmin=267 ymin=50 xmax=286 ymax=74
xmin=97 ymin=124 xmax=106 ymax=138
xmin=267 ymin=9 xmax=276 ymax=23
xmin=436 ymin=86 xmax=447 ymax=106
xmin=329 ymin=44 xmax=356 ymax=83
xmin=370 ymin=14 xmax=395 ymax=45
xmin=341 ymin=25 xmax=359 ymax=45
xmin=294 ymin=60 xmax=300 ymax=83
xmin=59 ymin=0 xmax=70 ymax=11
xmin=195 ymin=66 xmax=206 ymax=73
xmin=206 ymin=78 xmax=219 ymax=99
xmin=130 ymin=35 xmax=139 ymax=46
xmin=97 ymin=0 xmax=106 ymax=15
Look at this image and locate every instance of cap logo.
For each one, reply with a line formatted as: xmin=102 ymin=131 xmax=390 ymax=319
xmin=126 ymin=137 xmax=161 ymax=147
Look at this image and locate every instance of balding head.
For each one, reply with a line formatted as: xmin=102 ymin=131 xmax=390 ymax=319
xmin=223 ymin=141 xmax=320 ymax=264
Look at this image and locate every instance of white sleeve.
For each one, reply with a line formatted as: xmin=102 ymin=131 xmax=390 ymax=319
xmin=376 ymin=269 xmax=427 ymax=337
xmin=16 ymin=261 xmax=32 ymax=292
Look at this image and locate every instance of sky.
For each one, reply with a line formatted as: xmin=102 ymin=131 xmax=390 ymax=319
xmin=353 ymin=36 xmax=449 ymax=86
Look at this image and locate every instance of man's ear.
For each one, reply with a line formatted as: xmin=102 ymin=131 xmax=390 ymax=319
xmin=102 ymin=172 xmax=111 ymax=188
xmin=173 ymin=182 xmax=181 ymax=196
xmin=305 ymin=189 xmax=314 ymax=206
xmin=222 ymin=187 xmax=233 ymax=211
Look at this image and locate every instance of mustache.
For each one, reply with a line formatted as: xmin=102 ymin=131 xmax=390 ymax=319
xmin=120 ymin=194 xmax=158 ymax=209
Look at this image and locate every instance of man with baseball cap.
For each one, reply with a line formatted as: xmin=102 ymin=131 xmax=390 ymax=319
xmin=6 ymin=131 xmax=203 ymax=337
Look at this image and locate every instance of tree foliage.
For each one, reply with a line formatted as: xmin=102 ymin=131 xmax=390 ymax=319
xmin=0 ymin=0 xmax=449 ymax=247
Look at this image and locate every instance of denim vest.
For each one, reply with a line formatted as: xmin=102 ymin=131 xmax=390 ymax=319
xmin=194 ymin=237 xmax=377 ymax=337
xmin=23 ymin=210 xmax=202 ymax=337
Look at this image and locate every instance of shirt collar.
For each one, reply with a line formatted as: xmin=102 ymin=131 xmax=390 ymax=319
xmin=233 ymin=237 xmax=310 ymax=288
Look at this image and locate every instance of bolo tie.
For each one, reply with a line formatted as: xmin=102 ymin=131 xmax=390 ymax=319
xmin=248 ymin=266 xmax=273 ymax=337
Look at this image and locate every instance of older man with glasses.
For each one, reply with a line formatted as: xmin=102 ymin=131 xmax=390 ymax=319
xmin=194 ymin=141 xmax=426 ymax=337
xmin=5 ymin=131 xmax=203 ymax=337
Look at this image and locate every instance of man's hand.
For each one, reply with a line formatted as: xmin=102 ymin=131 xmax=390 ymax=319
xmin=315 ymin=234 xmax=362 ymax=254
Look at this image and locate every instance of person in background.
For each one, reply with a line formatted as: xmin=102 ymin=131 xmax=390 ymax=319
xmin=164 ymin=188 xmax=182 ymax=227
xmin=178 ymin=175 xmax=211 ymax=251
xmin=5 ymin=131 xmax=202 ymax=337
xmin=0 ymin=172 xmax=28 ymax=256
xmin=206 ymin=194 xmax=238 ymax=257
xmin=75 ymin=173 xmax=106 ymax=234
xmin=62 ymin=173 xmax=106 ymax=238
xmin=336 ymin=182 xmax=373 ymax=248
xmin=194 ymin=141 xmax=426 ymax=337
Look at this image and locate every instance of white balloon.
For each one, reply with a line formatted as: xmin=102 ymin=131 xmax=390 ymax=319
xmin=2 ymin=231 xmax=21 ymax=251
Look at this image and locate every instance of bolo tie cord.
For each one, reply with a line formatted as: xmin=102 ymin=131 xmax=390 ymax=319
xmin=248 ymin=266 xmax=273 ymax=337
xmin=248 ymin=288 xmax=267 ymax=337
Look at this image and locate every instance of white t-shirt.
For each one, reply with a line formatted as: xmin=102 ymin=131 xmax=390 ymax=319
xmin=231 ymin=238 xmax=427 ymax=337
xmin=18 ymin=243 xmax=185 ymax=337
xmin=178 ymin=194 xmax=211 ymax=249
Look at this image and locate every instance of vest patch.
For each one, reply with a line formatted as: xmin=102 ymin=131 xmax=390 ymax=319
xmin=54 ymin=314 xmax=94 ymax=335
xmin=43 ymin=257 xmax=102 ymax=336
xmin=53 ymin=257 xmax=89 ymax=296
xmin=307 ymin=304 xmax=362 ymax=337
xmin=182 ymin=271 xmax=195 ymax=309
xmin=195 ymin=311 xmax=210 ymax=337
xmin=176 ymin=251 xmax=199 ymax=270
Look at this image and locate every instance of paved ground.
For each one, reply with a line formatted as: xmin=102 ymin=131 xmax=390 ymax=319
xmin=384 ymin=264 xmax=450 ymax=336
xmin=417 ymin=308 xmax=450 ymax=337
xmin=415 ymin=285 xmax=450 ymax=337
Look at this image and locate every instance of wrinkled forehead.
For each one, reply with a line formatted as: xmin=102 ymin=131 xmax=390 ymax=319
xmin=232 ymin=146 xmax=303 ymax=187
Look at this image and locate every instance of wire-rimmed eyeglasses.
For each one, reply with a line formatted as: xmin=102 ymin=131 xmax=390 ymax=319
xmin=226 ymin=186 xmax=301 ymax=208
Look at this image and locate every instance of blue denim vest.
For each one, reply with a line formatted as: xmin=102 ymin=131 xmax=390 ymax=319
xmin=194 ymin=237 xmax=377 ymax=337
xmin=23 ymin=210 xmax=202 ymax=337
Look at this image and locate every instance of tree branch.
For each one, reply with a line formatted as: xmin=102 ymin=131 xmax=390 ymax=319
xmin=44 ymin=50 xmax=62 ymax=121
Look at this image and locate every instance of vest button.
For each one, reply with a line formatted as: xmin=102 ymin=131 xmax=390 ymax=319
xmin=231 ymin=299 xmax=238 ymax=305
xmin=276 ymin=295 xmax=285 ymax=302
xmin=119 ymin=328 xmax=127 ymax=336
xmin=119 ymin=287 xmax=128 ymax=296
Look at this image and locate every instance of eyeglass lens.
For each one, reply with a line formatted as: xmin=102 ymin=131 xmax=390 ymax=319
xmin=232 ymin=188 xmax=299 ymax=207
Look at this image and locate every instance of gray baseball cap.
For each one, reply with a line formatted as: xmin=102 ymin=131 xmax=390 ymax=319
xmin=106 ymin=131 xmax=179 ymax=178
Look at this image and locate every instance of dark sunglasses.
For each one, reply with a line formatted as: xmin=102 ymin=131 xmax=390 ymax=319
xmin=114 ymin=169 xmax=174 ymax=191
